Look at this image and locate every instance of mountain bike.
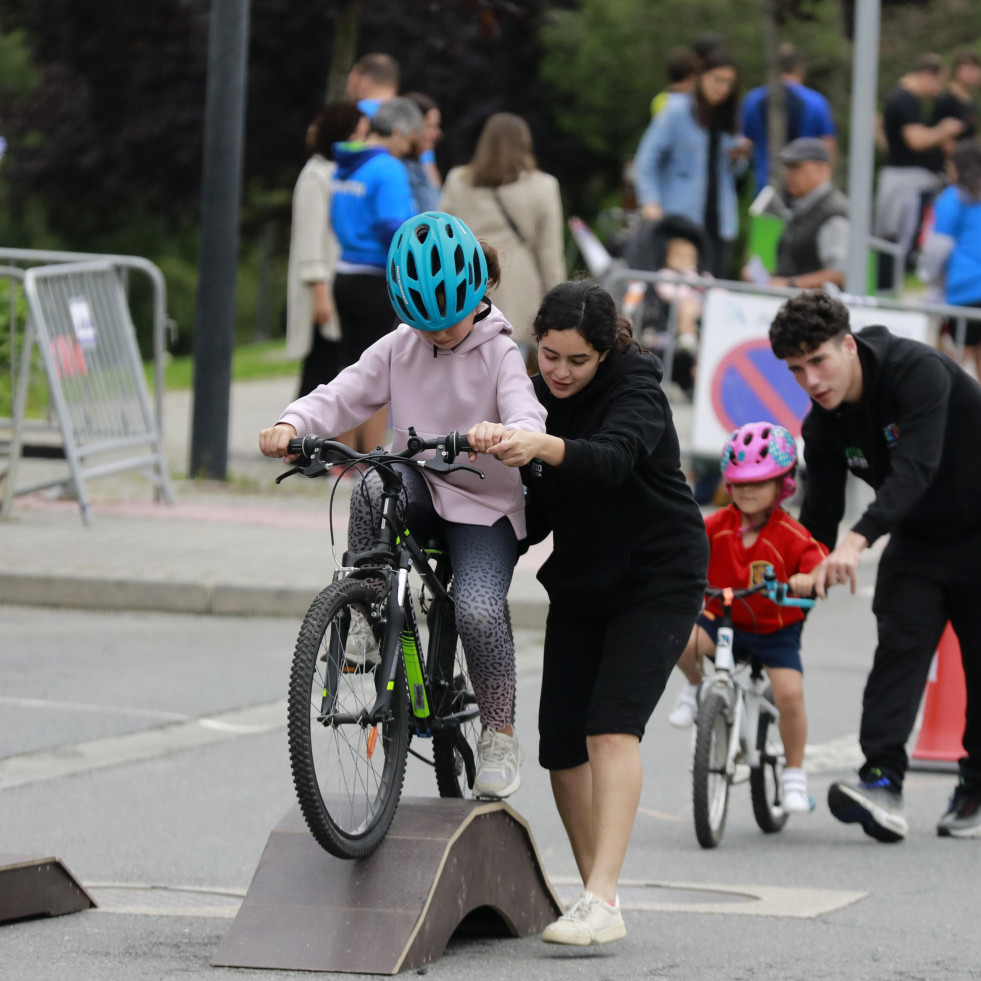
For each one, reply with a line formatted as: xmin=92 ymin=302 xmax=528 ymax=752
xmin=277 ymin=429 xmax=495 ymax=859
xmin=692 ymin=566 xmax=815 ymax=849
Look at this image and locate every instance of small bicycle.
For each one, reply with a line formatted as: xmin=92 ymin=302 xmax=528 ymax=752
xmin=692 ymin=566 xmax=815 ymax=849
xmin=277 ymin=429 xmax=495 ymax=859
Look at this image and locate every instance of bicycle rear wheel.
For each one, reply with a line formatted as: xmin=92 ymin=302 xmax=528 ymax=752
xmin=287 ymin=578 xmax=409 ymax=859
xmin=750 ymin=686 xmax=788 ymax=834
xmin=430 ymin=589 xmax=484 ymax=798
xmin=692 ymin=689 xmax=733 ymax=849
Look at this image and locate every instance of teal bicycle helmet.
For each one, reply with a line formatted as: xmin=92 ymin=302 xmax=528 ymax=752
xmin=387 ymin=211 xmax=488 ymax=332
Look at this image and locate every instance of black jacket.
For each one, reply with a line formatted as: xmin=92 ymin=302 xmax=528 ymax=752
xmin=799 ymin=325 xmax=981 ymax=550
xmin=524 ymin=348 xmax=708 ymax=611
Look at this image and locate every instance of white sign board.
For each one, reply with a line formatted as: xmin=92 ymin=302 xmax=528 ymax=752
xmin=690 ymin=288 xmax=931 ymax=457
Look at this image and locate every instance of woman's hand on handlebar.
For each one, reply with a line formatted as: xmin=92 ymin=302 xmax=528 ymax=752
xmin=259 ymin=423 xmax=298 ymax=460
xmin=465 ymin=421 xmax=507 ymax=462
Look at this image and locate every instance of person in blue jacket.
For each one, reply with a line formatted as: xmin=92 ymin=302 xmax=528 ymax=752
xmin=330 ymin=96 xmax=423 ymax=452
xmin=634 ymin=47 xmax=751 ymax=277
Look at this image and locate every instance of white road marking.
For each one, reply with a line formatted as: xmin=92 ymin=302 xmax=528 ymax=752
xmin=0 ymin=699 xmax=285 ymax=790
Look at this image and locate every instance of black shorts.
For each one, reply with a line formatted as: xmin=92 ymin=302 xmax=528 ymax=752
xmin=695 ymin=614 xmax=804 ymax=673
xmin=538 ymin=590 xmax=701 ymax=771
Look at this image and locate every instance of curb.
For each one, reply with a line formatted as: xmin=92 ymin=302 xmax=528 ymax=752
xmin=0 ymin=573 xmax=548 ymax=629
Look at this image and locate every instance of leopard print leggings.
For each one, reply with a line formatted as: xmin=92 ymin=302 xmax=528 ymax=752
xmin=347 ymin=466 xmax=518 ymax=730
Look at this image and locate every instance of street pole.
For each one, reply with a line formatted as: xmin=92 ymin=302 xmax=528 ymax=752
xmin=189 ymin=0 xmax=251 ymax=479
xmin=845 ymin=0 xmax=881 ymax=296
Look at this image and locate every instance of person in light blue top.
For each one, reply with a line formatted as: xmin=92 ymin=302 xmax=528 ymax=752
xmin=634 ymin=48 xmax=750 ymax=277
xmin=919 ymin=140 xmax=981 ymax=378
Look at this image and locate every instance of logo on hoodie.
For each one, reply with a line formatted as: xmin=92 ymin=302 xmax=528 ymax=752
xmin=883 ymin=423 xmax=899 ymax=448
xmin=844 ymin=446 xmax=869 ymax=471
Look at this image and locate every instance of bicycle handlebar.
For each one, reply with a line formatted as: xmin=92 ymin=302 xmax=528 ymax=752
xmin=276 ymin=427 xmax=483 ymax=483
xmin=704 ymin=565 xmax=815 ymax=609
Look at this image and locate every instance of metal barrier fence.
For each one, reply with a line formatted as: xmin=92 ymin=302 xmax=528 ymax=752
xmin=0 ymin=250 xmax=175 ymax=524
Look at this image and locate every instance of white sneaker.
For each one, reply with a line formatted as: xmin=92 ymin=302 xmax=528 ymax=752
xmin=542 ymin=891 xmax=626 ymax=946
xmin=330 ymin=611 xmax=380 ymax=669
xmin=668 ymin=683 xmax=699 ymax=728
xmin=781 ymin=767 xmax=815 ymax=814
xmin=473 ymin=730 xmax=523 ymax=799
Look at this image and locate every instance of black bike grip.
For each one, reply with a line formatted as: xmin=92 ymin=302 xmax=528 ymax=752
xmin=287 ymin=436 xmax=305 ymax=456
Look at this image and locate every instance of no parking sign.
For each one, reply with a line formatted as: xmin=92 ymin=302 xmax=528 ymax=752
xmin=691 ymin=289 xmax=930 ymax=457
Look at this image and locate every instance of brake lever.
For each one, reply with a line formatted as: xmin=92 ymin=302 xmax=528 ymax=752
xmin=420 ymin=459 xmax=485 ymax=479
xmin=275 ymin=453 xmax=330 ymax=483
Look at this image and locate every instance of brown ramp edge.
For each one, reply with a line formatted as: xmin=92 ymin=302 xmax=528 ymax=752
xmin=0 ymin=854 xmax=96 ymax=924
xmin=212 ymin=798 xmax=563 ymax=975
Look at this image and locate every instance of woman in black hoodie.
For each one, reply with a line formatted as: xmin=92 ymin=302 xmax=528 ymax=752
xmin=491 ymin=280 xmax=708 ymax=945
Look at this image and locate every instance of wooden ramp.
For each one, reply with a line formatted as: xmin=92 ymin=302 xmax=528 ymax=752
xmin=212 ymin=798 xmax=562 ymax=975
xmin=0 ymin=854 xmax=96 ymax=923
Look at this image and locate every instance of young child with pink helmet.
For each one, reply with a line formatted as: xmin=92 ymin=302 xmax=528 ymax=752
xmin=668 ymin=421 xmax=828 ymax=814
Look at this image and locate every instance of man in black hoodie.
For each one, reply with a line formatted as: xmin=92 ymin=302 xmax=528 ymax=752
xmin=769 ymin=289 xmax=981 ymax=842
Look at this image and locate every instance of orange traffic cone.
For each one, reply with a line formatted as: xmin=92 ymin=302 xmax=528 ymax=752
xmin=911 ymin=622 xmax=967 ymax=764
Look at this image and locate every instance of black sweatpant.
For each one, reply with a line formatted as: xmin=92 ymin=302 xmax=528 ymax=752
xmin=862 ymin=530 xmax=981 ymax=787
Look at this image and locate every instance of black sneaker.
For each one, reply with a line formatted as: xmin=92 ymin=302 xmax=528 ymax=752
xmin=827 ymin=768 xmax=908 ymax=843
xmin=937 ymin=781 xmax=981 ymax=838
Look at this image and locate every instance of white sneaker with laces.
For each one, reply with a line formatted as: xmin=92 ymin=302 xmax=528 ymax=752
xmin=542 ymin=890 xmax=626 ymax=946
xmin=781 ymin=767 xmax=815 ymax=814
xmin=668 ymin=683 xmax=699 ymax=728
xmin=473 ymin=730 xmax=523 ymax=799
xmin=333 ymin=612 xmax=380 ymax=668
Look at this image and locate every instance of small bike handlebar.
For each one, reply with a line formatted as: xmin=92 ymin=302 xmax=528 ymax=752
xmin=704 ymin=565 xmax=815 ymax=609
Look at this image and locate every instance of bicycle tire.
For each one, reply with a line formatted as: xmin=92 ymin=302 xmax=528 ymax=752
xmin=692 ymin=689 xmax=733 ymax=849
xmin=287 ymin=578 xmax=409 ymax=859
xmin=750 ymin=685 xmax=788 ymax=834
xmin=430 ymin=588 xmax=486 ymax=798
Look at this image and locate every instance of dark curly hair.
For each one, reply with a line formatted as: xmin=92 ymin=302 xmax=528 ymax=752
xmin=769 ymin=289 xmax=852 ymax=359
xmin=532 ymin=280 xmax=638 ymax=355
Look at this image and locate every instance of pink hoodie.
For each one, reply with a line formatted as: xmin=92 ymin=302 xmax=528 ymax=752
xmin=277 ymin=304 xmax=547 ymax=538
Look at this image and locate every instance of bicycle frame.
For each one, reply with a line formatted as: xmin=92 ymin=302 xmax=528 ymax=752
xmin=702 ymin=598 xmax=782 ymax=780
xmin=285 ymin=430 xmax=481 ymax=736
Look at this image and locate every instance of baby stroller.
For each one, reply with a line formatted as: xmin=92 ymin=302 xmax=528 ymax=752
xmin=619 ymin=214 xmax=712 ymax=398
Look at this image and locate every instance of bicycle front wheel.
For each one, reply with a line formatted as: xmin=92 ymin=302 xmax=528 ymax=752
xmin=430 ymin=592 xmax=483 ymax=798
xmin=287 ymin=579 xmax=409 ymax=859
xmin=750 ymin=685 xmax=788 ymax=834
xmin=692 ymin=690 xmax=733 ymax=849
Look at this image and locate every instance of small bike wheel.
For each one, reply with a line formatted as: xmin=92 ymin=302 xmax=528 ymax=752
xmin=287 ymin=578 xmax=409 ymax=859
xmin=430 ymin=591 xmax=483 ymax=798
xmin=750 ymin=685 xmax=789 ymax=834
xmin=692 ymin=690 xmax=733 ymax=849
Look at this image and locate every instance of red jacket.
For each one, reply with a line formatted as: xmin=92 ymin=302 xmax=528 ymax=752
xmin=703 ymin=505 xmax=828 ymax=633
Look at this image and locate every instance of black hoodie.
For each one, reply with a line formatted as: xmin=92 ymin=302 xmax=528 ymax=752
xmin=799 ymin=325 xmax=981 ymax=550
xmin=524 ymin=347 xmax=708 ymax=612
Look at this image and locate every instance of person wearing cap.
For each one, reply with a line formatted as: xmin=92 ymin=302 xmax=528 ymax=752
xmin=743 ymin=136 xmax=849 ymax=290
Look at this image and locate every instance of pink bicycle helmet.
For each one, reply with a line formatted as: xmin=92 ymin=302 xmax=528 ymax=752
xmin=721 ymin=422 xmax=798 ymax=502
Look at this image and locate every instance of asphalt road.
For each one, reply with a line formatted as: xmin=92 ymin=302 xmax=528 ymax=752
xmin=2 ymin=574 xmax=980 ymax=980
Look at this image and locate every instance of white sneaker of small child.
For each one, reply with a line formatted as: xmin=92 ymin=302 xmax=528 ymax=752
xmin=781 ymin=767 xmax=815 ymax=814
xmin=668 ymin=683 xmax=699 ymax=729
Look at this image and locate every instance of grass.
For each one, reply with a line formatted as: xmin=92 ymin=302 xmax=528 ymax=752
xmin=1 ymin=340 xmax=301 ymax=419
xmin=148 ymin=340 xmax=301 ymax=391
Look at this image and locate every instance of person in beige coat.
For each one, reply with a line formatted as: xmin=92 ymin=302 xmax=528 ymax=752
xmin=438 ymin=113 xmax=565 ymax=370
xmin=286 ymin=100 xmax=361 ymax=397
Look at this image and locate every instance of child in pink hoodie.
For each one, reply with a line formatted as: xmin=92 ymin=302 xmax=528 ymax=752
xmin=260 ymin=212 xmax=546 ymax=798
